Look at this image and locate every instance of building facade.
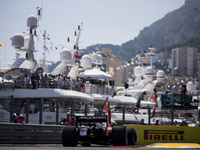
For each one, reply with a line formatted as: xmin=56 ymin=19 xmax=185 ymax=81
xmin=172 ymin=47 xmax=198 ymax=77
xmin=102 ymin=48 xmax=122 ymax=86
xmin=121 ymin=66 xmax=134 ymax=83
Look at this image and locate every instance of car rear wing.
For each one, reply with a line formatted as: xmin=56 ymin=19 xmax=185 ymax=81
xmin=76 ymin=116 xmax=107 ymax=123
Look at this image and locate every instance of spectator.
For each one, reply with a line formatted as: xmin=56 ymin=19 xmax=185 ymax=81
xmin=172 ymin=120 xmax=178 ymax=126
xmin=49 ymin=75 xmax=55 ymax=88
xmin=55 ymin=74 xmax=62 ymax=89
xmin=65 ymin=77 xmax=70 ymax=90
xmin=12 ymin=110 xmax=25 ymax=124
xmin=74 ymin=80 xmax=80 ymax=91
xmin=89 ymin=102 xmax=94 ymax=113
xmin=62 ymin=76 xmax=67 ymax=89
xmin=81 ymin=103 xmax=85 ymax=112
xmin=15 ymin=77 xmax=22 ymax=88
xmin=75 ymin=102 xmax=81 ymax=109
xmin=153 ymin=120 xmax=159 ymax=125
xmin=31 ymin=74 xmax=36 ymax=89
xmin=44 ymin=74 xmax=49 ymax=88
xmin=24 ymin=74 xmax=31 ymax=88
xmin=60 ymin=117 xmax=66 ymax=125
xmin=40 ymin=74 xmax=45 ymax=88
xmin=179 ymin=84 xmax=183 ymax=94
xmin=182 ymin=84 xmax=187 ymax=95
xmin=180 ymin=119 xmax=188 ymax=126
xmin=35 ymin=73 xmax=40 ymax=88
xmin=80 ymin=79 xmax=85 ymax=92
xmin=70 ymin=79 xmax=74 ymax=90
xmin=139 ymin=119 xmax=146 ymax=125
xmin=66 ymin=112 xmax=71 ymax=126
xmin=71 ymin=114 xmax=76 ymax=126
xmin=43 ymin=102 xmax=50 ymax=111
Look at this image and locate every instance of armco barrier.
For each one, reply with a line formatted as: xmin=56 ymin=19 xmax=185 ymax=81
xmin=125 ymin=125 xmax=200 ymax=145
xmin=0 ymin=123 xmax=63 ymax=144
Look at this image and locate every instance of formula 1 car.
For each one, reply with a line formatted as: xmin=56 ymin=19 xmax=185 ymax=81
xmin=61 ymin=115 xmax=137 ymax=147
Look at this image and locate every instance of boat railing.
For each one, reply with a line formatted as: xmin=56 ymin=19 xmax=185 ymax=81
xmin=0 ymin=81 xmax=15 ymax=90
xmin=0 ymin=80 xmax=114 ymax=95
xmin=84 ymin=84 xmax=114 ymax=95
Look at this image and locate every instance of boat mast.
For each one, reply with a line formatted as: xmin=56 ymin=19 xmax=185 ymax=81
xmin=71 ymin=23 xmax=82 ymax=66
xmin=148 ymin=45 xmax=155 ymax=67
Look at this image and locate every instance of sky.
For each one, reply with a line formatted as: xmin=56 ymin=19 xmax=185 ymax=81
xmin=0 ymin=0 xmax=185 ymax=65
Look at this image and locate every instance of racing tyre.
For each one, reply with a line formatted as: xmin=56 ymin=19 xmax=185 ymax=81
xmin=62 ymin=126 xmax=78 ymax=147
xmin=112 ymin=126 xmax=127 ymax=146
xmin=127 ymin=128 xmax=137 ymax=145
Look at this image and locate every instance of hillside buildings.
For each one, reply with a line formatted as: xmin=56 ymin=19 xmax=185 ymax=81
xmin=101 ymin=48 xmax=122 ymax=86
xmin=121 ymin=66 xmax=134 ymax=83
xmin=172 ymin=47 xmax=198 ymax=77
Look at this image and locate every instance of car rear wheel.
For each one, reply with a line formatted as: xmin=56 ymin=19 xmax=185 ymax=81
xmin=62 ymin=126 xmax=78 ymax=147
xmin=112 ymin=126 xmax=127 ymax=146
xmin=127 ymin=128 xmax=137 ymax=145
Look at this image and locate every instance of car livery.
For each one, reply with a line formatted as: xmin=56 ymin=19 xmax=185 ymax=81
xmin=61 ymin=115 xmax=137 ymax=147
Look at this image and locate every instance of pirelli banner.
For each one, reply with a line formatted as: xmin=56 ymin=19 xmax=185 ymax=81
xmin=125 ymin=125 xmax=200 ymax=145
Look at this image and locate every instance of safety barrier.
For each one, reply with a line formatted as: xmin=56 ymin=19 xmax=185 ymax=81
xmin=125 ymin=125 xmax=200 ymax=145
xmin=0 ymin=123 xmax=63 ymax=144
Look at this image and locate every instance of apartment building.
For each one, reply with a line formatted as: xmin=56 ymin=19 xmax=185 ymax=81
xmin=101 ymin=48 xmax=122 ymax=86
xmin=172 ymin=47 xmax=198 ymax=77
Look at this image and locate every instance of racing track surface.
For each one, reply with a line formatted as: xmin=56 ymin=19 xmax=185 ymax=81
xmin=0 ymin=144 xmax=198 ymax=150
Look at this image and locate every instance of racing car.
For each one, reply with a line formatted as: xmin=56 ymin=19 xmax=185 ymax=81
xmin=61 ymin=115 xmax=137 ymax=147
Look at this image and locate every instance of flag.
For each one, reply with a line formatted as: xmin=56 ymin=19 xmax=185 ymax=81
xmin=151 ymin=107 xmax=156 ymax=118
xmin=151 ymin=94 xmax=158 ymax=107
xmin=103 ymin=98 xmax=111 ymax=125
xmin=133 ymin=96 xmax=141 ymax=113
xmin=151 ymin=93 xmax=158 ymax=118
xmin=75 ymin=51 xmax=82 ymax=59
xmin=43 ymin=45 xmax=50 ymax=54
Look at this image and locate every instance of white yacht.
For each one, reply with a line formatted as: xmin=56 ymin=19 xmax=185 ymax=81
xmin=0 ymin=12 xmax=165 ymax=125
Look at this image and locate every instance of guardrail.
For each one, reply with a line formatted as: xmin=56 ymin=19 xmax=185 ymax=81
xmin=0 ymin=123 xmax=63 ymax=144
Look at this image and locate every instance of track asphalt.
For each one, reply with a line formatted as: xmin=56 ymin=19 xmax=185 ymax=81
xmin=0 ymin=143 xmax=200 ymax=149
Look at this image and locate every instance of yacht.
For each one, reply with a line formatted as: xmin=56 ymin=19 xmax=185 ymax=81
xmin=0 ymin=12 xmax=166 ymax=125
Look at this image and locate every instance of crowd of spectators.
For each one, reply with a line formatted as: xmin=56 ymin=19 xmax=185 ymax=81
xmin=14 ymin=73 xmax=85 ymax=92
